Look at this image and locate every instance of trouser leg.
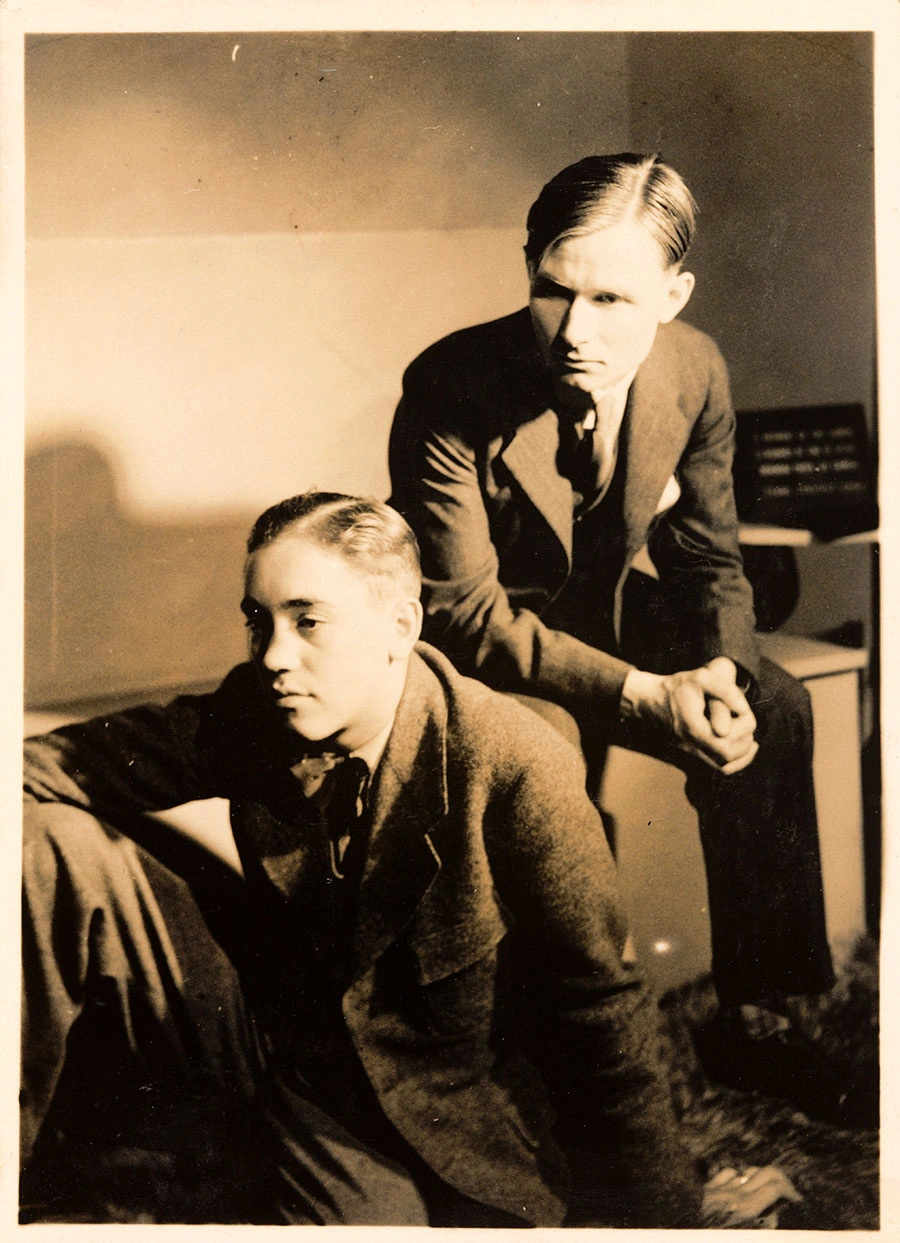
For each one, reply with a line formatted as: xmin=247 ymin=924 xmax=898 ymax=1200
xmin=257 ymin=1066 xmax=430 ymax=1225
xmin=588 ymin=656 xmax=834 ymax=1004
xmin=256 ymin=1065 xmax=529 ymax=1227
xmin=677 ymin=657 xmax=834 ymax=1004
xmin=21 ymin=802 xmax=260 ymax=1174
xmin=511 ymin=658 xmax=834 ymax=1006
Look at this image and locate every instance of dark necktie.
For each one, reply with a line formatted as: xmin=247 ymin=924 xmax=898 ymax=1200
xmin=564 ymin=392 xmax=618 ymax=505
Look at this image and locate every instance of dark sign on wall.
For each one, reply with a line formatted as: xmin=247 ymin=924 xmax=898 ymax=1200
xmin=733 ymin=404 xmax=877 ymax=539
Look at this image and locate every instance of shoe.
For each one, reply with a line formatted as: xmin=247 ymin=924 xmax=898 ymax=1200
xmin=692 ymin=1013 xmax=878 ymax=1128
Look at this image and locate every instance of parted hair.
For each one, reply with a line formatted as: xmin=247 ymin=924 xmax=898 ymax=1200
xmin=247 ymin=491 xmax=422 ymax=600
xmin=525 ymin=153 xmax=697 ymax=270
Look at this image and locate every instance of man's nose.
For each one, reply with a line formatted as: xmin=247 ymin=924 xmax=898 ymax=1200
xmin=260 ymin=623 xmax=300 ymax=672
xmin=559 ymin=295 xmax=593 ymax=346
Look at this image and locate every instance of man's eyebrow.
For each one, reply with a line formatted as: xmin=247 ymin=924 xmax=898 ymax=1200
xmin=240 ymin=595 xmax=320 ymax=615
xmin=281 ymin=598 xmax=318 ymax=610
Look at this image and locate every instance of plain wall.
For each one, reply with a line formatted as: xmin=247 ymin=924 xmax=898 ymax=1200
xmin=628 ymin=32 xmax=875 ymax=418
xmin=25 ymin=30 xmax=875 ymax=707
xmin=26 ymin=30 xmax=630 ymax=704
xmin=625 ymin=31 xmax=877 ymax=713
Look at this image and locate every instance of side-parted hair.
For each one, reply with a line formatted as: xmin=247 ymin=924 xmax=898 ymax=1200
xmin=525 ymin=153 xmax=697 ymax=270
xmin=247 ymin=491 xmax=422 ymax=601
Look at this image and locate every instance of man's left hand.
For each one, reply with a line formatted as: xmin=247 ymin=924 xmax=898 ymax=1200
xmin=702 ymin=1165 xmax=802 ymax=1227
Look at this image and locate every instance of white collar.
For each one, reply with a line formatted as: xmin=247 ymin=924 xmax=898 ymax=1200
xmin=351 ymin=715 xmax=394 ymax=776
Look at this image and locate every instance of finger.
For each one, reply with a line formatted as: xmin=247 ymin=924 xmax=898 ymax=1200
xmin=718 ymin=712 xmax=757 ymax=752
xmin=728 ymin=705 xmax=757 ymax=739
xmin=717 ymin=740 xmax=759 ymax=775
xmin=707 ymin=696 xmax=733 ymax=737
xmin=678 ymin=741 xmax=736 ymax=771
xmin=672 ymin=686 xmax=720 ymax=751
xmin=730 ymin=1183 xmax=794 ymax=1220
xmin=677 ymin=735 xmax=758 ymax=773
xmin=743 ymin=1167 xmax=802 ymax=1203
xmin=705 ymin=656 xmax=738 ymax=683
xmin=702 ymin=695 xmax=757 ymax=752
xmin=706 ymin=1167 xmax=739 ymax=1189
xmin=693 ymin=668 xmax=749 ymax=716
xmin=676 ymin=706 xmax=756 ymax=765
xmin=720 ymin=1166 xmax=803 ymax=1221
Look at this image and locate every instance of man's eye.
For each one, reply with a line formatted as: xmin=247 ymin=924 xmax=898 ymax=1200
xmin=593 ymin=293 xmax=619 ymax=304
xmin=531 ymin=277 xmax=568 ymax=300
xmin=296 ymin=617 xmax=319 ymax=631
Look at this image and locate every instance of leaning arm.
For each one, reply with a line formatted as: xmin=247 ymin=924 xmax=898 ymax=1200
xmin=647 ymin=340 xmax=759 ymax=679
xmin=389 ymin=389 xmax=632 ymax=724
xmin=25 ymin=699 xmax=217 ymax=817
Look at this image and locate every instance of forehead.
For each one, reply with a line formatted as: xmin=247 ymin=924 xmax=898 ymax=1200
xmin=537 ymin=217 xmax=668 ymax=282
xmin=244 ymin=534 xmax=375 ymax=608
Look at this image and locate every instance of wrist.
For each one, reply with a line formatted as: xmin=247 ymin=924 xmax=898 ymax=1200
xmin=620 ymin=667 xmax=666 ymax=723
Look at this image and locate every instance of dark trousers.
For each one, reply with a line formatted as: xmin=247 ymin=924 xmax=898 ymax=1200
xmin=20 ymin=803 xmax=526 ymax=1226
xmin=519 ymin=651 xmax=835 ymax=1006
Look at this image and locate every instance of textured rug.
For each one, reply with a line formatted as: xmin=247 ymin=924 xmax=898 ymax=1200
xmin=22 ymin=937 xmax=880 ymax=1227
xmin=662 ymin=934 xmax=880 ymax=1230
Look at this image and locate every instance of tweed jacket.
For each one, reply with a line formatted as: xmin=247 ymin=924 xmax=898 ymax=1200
xmin=24 ymin=644 xmax=700 ymax=1227
xmin=389 ymin=308 xmax=759 ymax=724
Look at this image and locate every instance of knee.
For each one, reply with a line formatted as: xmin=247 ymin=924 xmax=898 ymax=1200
xmin=753 ymin=658 xmax=813 ymax=749
xmin=506 ymin=693 xmax=584 ymax=756
xmin=23 ymin=802 xmax=140 ymax=914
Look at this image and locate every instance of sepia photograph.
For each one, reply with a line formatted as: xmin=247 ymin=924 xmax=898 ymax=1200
xmin=8 ymin=1 xmax=896 ymax=1234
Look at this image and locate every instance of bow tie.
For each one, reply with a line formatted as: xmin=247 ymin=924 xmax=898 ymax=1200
xmin=290 ymin=752 xmax=370 ymax=879
xmin=290 ymin=751 xmax=350 ymax=800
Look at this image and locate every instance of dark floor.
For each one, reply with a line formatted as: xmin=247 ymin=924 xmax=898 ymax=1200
xmin=663 ymin=934 xmax=879 ymax=1230
xmin=22 ymin=936 xmax=880 ymax=1228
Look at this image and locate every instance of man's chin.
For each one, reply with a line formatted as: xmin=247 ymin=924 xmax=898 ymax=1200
xmin=554 ymin=368 xmax=605 ymax=392
xmin=279 ymin=708 xmax=330 ymax=743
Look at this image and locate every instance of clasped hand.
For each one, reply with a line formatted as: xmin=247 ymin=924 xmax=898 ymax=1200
xmin=623 ymin=656 xmax=758 ymax=774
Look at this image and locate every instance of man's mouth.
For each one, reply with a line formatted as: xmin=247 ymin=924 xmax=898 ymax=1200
xmin=273 ymin=689 xmax=311 ymax=706
xmin=552 ymin=354 xmax=604 ymax=370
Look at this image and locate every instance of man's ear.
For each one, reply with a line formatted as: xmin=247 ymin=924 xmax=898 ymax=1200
xmin=388 ymin=597 xmax=423 ymax=661
xmin=659 ymin=269 xmax=695 ymax=324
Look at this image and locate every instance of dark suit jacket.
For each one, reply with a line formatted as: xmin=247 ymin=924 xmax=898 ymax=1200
xmin=24 ymin=644 xmax=701 ymax=1227
xmin=389 ymin=309 xmax=759 ymax=725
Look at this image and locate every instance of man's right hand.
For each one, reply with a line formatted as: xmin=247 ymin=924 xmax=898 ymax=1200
xmin=620 ymin=658 xmax=758 ymax=774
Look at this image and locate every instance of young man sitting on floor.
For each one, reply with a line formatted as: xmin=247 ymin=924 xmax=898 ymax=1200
xmin=24 ymin=490 xmax=798 ymax=1226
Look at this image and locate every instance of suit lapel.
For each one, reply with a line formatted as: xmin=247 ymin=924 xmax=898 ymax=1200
xmin=236 ymin=783 xmax=329 ymax=900
xmin=487 ymin=310 xmax=574 ymax=568
xmin=501 ymin=409 xmax=574 ymax=565
xmin=350 ymin=651 xmax=448 ymax=979
xmin=620 ymin=333 xmax=692 ymax=561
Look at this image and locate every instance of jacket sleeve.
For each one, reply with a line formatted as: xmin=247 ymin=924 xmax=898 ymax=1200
xmin=647 ymin=338 xmax=760 ymax=679
xmin=484 ymin=726 xmax=703 ymax=1227
xmin=388 ymin=362 xmax=633 ymax=721
xmin=23 ymin=673 xmax=249 ymax=822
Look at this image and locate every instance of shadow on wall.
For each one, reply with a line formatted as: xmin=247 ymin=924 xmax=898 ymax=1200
xmin=26 ymin=437 xmax=255 ymax=710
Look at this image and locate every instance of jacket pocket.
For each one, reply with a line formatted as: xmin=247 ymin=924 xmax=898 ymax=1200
xmin=412 ymin=906 xmax=510 ymax=1036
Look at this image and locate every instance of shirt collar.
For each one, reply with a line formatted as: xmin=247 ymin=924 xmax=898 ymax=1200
xmin=554 ymin=366 xmax=638 ymax=432
xmin=350 ymin=716 xmax=394 ymax=777
xmin=589 ymin=366 xmax=638 ymax=413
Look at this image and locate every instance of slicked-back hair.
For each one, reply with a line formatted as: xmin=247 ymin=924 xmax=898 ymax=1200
xmin=247 ymin=492 xmax=422 ymax=601
xmin=525 ymin=153 xmax=697 ymax=270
